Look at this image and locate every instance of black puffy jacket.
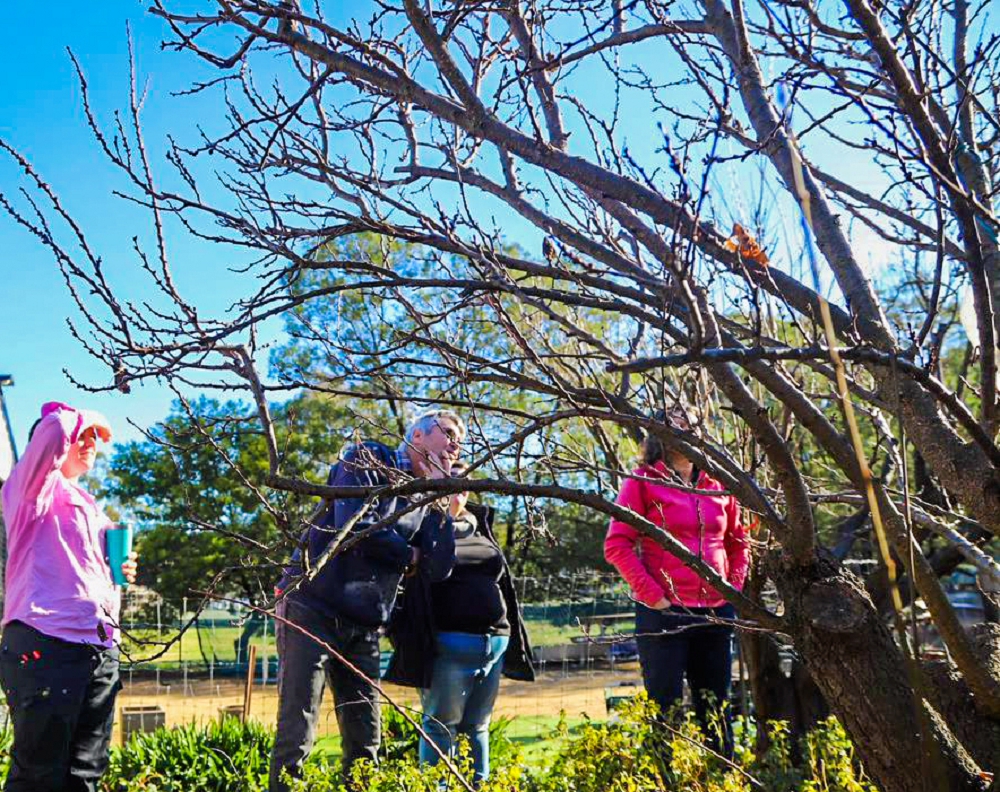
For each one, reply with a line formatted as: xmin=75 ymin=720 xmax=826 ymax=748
xmin=384 ymin=502 xmax=535 ymax=687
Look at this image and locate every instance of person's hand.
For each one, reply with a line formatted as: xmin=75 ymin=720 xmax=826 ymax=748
xmin=81 ymin=409 xmax=113 ymax=443
xmin=121 ymin=551 xmax=138 ymax=585
xmin=414 ymin=451 xmax=454 ymax=510
xmin=651 ymin=597 xmax=671 ymax=610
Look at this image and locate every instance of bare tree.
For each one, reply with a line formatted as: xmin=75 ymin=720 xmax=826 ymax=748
xmin=2 ymin=1 xmax=1000 ymax=789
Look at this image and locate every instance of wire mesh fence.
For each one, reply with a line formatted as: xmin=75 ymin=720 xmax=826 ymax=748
xmin=113 ymin=572 xmax=655 ymax=747
xmin=102 ymin=559 xmax=993 ymax=748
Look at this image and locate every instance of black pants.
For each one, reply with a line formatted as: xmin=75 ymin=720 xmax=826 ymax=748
xmin=268 ymin=597 xmax=382 ymax=792
xmin=0 ymin=621 xmax=120 ymax=792
xmin=635 ymin=603 xmax=735 ymax=753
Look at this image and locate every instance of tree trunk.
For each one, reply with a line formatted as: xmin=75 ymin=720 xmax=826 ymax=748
xmin=922 ymin=625 xmax=1000 ymax=773
xmin=742 ymin=631 xmax=828 ymax=760
xmin=742 ymin=560 xmax=829 ymax=758
xmin=980 ymin=582 xmax=1000 ymax=625
xmin=772 ymin=553 xmax=988 ymax=792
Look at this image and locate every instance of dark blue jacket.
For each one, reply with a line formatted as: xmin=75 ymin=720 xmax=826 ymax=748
xmin=279 ymin=441 xmax=455 ymax=628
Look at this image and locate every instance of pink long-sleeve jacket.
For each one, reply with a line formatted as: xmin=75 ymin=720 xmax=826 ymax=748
xmin=1 ymin=402 xmax=119 ymax=647
xmin=604 ymin=462 xmax=749 ymax=608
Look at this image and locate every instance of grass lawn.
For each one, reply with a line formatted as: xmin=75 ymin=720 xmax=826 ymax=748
xmin=121 ymin=624 xmax=277 ymax=665
xmin=505 ymin=714 xmax=589 ymax=767
xmin=119 ymin=618 xmax=635 ymax=667
xmin=525 ymin=620 xmax=635 ymax=648
xmin=312 ymin=714 xmax=590 ymax=770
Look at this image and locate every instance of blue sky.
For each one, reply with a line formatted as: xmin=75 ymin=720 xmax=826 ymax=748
xmin=0 ymin=0 xmax=535 ymax=452
xmin=0 ymin=1 xmax=961 ymax=456
xmin=0 ymin=2 xmax=343 ymax=452
xmin=0 ymin=2 xmax=230 ymax=451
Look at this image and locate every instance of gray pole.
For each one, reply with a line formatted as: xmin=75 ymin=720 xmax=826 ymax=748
xmin=0 ymin=375 xmax=19 ymax=613
xmin=0 ymin=377 xmax=17 ymax=464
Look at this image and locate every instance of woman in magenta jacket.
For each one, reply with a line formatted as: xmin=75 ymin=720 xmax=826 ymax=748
xmin=604 ymin=408 xmax=749 ymax=751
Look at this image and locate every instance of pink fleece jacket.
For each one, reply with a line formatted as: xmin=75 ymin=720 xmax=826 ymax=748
xmin=604 ymin=462 xmax=749 ymax=608
xmin=1 ymin=402 xmax=119 ymax=647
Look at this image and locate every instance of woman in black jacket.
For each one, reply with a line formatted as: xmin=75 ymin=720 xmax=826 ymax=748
xmin=385 ymin=462 xmax=533 ymax=785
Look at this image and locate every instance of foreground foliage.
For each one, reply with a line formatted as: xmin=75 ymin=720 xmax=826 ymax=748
xmin=0 ymin=697 xmax=877 ymax=791
xmin=327 ymin=698 xmax=875 ymax=792
xmin=103 ymin=716 xmax=273 ymax=792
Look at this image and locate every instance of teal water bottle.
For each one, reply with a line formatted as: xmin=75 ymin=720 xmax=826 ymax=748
xmin=107 ymin=523 xmax=134 ymax=587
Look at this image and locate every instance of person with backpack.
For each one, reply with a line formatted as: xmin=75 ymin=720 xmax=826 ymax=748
xmin=604 ymin=406 xmax=749 ymax=753
xmin=385 ymin=461 xmax=534 ymax=786
xmin=0 ymin=402 xmax=138 ymax=792
xmin=268 ymin=410 xmax=464 ymax=792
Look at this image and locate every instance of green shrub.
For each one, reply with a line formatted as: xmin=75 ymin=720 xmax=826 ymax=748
xmin=380 ymin=704 xmax=423 ymax=764
xmin=0 ymin=696 xmax=878 ymax=792
xmin=509 ymin=695 xmax=872 ymax=792
xmin=801 ymin=717 xmax=878 ymax=792
xmin=102 ymin=716 xmax=272 ymax=792
xmin=744 ymin=718 xmax=804 ymax=790
xmin=531 ymin=700 xmax=664 ymax=792
xmin=0 ymin=723 xmax=10 ymax=781
xmin=378 ymin=702 xmax=520 ymax=772
xmin=292 ymin=742 xmax=528 ymax=792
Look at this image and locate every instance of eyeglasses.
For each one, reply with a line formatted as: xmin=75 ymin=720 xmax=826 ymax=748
xmin=435 ymin=421 xmax=463 ymax=444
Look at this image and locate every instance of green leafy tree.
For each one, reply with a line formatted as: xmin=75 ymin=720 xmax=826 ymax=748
xmin=275 ymin=235 xmax=638 ymax=580
xmin=102 ymin=393 xmax=389 ymax=604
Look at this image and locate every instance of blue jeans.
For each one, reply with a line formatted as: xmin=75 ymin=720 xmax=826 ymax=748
xmin=635 ymin=603 xmax=735 ymax=755
xmin=419 ymin=632 xmax=509 ymax=785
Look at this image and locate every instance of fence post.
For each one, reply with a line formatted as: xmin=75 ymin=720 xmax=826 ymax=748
xmin=259 ymin=614 xmax=268 ymax=686
xmin=155 ymin=600 xmax=162 ymax=691
xmin=242 ymin=644 xmax=257 ymax=721
xmin=180 ymin=597 xmax=186 ymax=681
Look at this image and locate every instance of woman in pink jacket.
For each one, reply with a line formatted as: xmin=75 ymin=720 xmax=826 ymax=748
xmin=604 ymin=407 xmax=748 ymax=751
xmin=0 ymin=402 xmax=137 ymax=792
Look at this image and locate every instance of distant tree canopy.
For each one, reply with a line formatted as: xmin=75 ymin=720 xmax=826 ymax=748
xmin=101 ymin=381 xmax=617 ymax=605
xmin=100 ymin=393 xmax=393 ymax=603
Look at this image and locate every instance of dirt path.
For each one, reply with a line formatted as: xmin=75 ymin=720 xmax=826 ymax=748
xmin=112 ymin=662 xmax=644 ymax=745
